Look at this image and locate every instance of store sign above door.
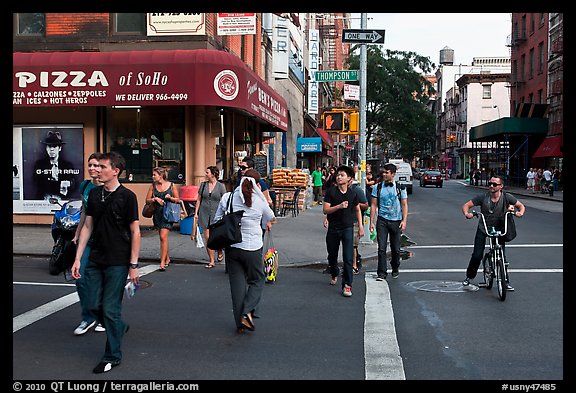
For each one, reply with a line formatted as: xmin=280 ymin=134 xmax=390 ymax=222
xmin=296 ymin=137 xmax=322 ymax=152
xmin=12 ymin=50 xmax=288 ymax=131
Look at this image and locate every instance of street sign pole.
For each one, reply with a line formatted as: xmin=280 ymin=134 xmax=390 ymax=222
xmin=359 ymin=13 xmax=371 ymax=244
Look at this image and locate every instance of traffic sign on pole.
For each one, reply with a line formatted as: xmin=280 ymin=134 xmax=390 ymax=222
xmin=314 ymin=70 xmax=359 ymax=82
xmin=342 ymin=29 xmax=385 ymax=44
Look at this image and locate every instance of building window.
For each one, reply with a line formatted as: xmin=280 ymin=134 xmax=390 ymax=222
xmin=482 ymin=84 xmax=492 ymax=99
xmin=15 ymin=13 xmax=45 ymax=35
xmin=538 ymin=42 xmax=545 ymax=74
xmin=529 ymin=48 xmax=534 ymax=79
xmin=537 ymin=89 xmax=543 ymax=104
xmin=106 ymin=106 xmax=185 ymax=183
xmin=112 ymin=13 xmax=146 ymax=34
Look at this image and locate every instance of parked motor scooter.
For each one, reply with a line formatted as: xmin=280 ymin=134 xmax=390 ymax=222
xmin=48 ymin=197 xmax=82 ymax=276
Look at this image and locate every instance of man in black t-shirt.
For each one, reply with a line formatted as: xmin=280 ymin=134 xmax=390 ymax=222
xmin=72 ymin=151 xmax=141 ymax=374
xmin=323 ymin=165 xmax=364 ymax=297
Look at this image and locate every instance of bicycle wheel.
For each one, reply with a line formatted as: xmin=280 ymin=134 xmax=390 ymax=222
xmin=482 ymin=253 xmax=493 ymax=289
xmin=495 ymin=248 xmax=507 ymax=301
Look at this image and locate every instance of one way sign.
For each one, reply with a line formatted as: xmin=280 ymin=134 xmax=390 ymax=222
xmin=342 ymin=29 xmax=385 ymax=44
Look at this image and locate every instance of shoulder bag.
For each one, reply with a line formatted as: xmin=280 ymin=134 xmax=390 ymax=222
xmin=207 ymin=191 xmax=244 ymax=250
xmin=142 ymin=202 xmax=156 ymax=218
xmin=161 ymin=183 xmax=181 ymax=223
xmin=163 ymin=201 xmax=181 ymax=223
xmin=142 ymin=183 xmax=156 ymax=218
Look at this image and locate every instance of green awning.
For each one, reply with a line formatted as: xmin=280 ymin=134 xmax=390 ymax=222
xmin=469 ymin=117 xmax=548 ymax=141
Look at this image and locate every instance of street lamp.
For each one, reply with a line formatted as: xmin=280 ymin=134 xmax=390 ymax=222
xmin=493 ymin=105 xmax=501 ymax=119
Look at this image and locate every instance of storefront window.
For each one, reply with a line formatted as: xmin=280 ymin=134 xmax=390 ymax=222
xmin=106 ymin=106 xmax=185 ymax=183
xmin=15 ymin=13 xmax=45 ymax=35
xmin=113 ymin=13 xmax=146 ymax=34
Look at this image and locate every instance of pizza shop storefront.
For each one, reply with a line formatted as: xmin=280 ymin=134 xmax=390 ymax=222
xmin=13 ymin=49 xmax=288 ymax=225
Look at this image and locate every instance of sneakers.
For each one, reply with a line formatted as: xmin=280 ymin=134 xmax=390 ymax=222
xmin=94 ymin=323 xmax=106 ymax=332
xmin=93 ymin=361 xmax=120 ymax=374
xmin=506 ymin=282 xmax=515 ymax=291
xmin=353 ymin=267 xmax=360 ymax=275
xmin=342 ymin=284 xmax=352 ymax=297
xmin=376 ymin=274 xmax=387 ymax=281
xmin=330 ymin=276 xmax=337 ymax=285
xmin=462 ymin=277 xmax=472 ymax=286
xmin=74 ymin=320 xmax=96 ymax=336
xmin=391 ymin=269 xmax=399 ymax=279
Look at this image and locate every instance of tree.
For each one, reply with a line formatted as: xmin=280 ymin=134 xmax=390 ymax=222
xmin=345 ymin=45 xmax=437 ymax=161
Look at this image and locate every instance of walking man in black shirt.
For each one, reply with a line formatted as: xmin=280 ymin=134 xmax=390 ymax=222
xmin=72 ymin=151 xmax=141 ymax=374
xmin=323 ymin=165 xmax=364 ymax=297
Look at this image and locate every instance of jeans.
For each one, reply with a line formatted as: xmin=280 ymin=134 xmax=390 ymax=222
xmin=326 ymin=226 xmax=354 ymax=288
xmin=376 ymin=217 xmax=402 ymax=277
xmin=75 ymin=242 xmax=97 ymax=324
xmin=225 ymin=247 xmax=266 ymax=329
xmin=84 ymin=262 xmax=129 ymax=363
xmin=466 ymin=228 xmax=506 ymax=280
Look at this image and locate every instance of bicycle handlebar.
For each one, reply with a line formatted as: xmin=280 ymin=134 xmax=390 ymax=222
xmin=470 ymin=210 xmax=515 ymax=237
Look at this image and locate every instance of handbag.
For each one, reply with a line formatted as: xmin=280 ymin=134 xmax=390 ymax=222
xmin=263 ymin=230 xmax=279 ymax=283
xmin=142 ymin=202 xmax=156 ymax=218
xmin=207 ymin=191 xmax=244 ymax=250
xmin=162 ymin=201 xmax=181 ymax=223
xmin=502 ymin=193 xmax=517 ymax=242
xmin=195 ymin=224 xmax=205 ymax=248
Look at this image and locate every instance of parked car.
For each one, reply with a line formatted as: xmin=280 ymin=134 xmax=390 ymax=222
xmin=420 ymin=170 xmax=443 ymax=188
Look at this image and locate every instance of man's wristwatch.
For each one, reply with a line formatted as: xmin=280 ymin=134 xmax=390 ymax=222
xmin=129 ymin=263 xmax=139 ymax=269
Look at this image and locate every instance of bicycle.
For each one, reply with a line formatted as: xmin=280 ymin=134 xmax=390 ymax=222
xmin=471 ymin=210 xmax=515 ymax=301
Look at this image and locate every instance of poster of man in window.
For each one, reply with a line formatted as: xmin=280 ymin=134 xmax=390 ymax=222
xmin=13 ymin=125 xmax=84 ymax=214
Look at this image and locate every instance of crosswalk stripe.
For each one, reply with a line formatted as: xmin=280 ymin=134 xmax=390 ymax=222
xmin=12 ymin=264 xmax=159 ymax=333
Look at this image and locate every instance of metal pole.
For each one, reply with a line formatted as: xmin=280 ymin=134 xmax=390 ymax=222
xmin=359 ymin=13 xmax=371 ymax=244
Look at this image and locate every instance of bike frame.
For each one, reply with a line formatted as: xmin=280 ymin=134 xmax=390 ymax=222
xmin=472 ymin=210 xmax=514 ymax=301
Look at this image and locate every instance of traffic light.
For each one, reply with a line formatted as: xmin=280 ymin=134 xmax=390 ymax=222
xmin=446 ymin=134 xmax=456 ymax=143
xmin=349 ymin=112 xmax=359 ymax=133
xmin=323 ymin=111 xmax=344 ymax=132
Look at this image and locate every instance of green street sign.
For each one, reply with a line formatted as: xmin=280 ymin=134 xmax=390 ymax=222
xmin=314 ymin=70 xmax=359 ymax=82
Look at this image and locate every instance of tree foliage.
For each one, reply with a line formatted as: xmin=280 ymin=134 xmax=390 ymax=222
xmin=345 ymin=45 xmax=437 ymax=160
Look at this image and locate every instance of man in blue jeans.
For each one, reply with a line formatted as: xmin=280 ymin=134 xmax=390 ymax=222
xmin=72 ymin=151 xmax=140 ymax=374
xmin=323 ymin=165 xmax=363 ymax=297
xmin=369 ymin=163 xmax=408 ymax=280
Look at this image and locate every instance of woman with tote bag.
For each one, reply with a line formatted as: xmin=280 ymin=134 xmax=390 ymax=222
xmin=214 ymin=169 xmax=275 ymax=333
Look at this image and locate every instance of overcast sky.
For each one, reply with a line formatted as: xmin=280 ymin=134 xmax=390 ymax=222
xmin=350 ymin=13 xmax=512 ymax=68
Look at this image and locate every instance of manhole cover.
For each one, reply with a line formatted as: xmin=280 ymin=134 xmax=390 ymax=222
xmin=406 ymin=280 xmax=479 ymax=293
xmin=127 ymin=279 xmax=152 ymax=290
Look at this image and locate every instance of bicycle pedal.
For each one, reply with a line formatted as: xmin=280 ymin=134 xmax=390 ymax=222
xmin=477 ymin=282 xmax=487 ymax=288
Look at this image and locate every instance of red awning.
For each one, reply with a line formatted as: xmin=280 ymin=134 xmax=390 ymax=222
xmin=438 ymin=155 xmax=452 ymax=163
xmin=532 ymin=135 xmax=563 ymax=158
xmin=316 ymin=127 xmax=334 ymax=148
xmin=13 ymin=50 xmax=288 ymax=131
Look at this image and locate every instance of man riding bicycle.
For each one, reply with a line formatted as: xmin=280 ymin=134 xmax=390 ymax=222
xmin=461 ymin=175 xmax=525 ymax=290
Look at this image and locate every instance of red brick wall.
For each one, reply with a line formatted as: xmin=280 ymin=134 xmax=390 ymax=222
xmin=46 ymin=13 xmax=108 ymax=36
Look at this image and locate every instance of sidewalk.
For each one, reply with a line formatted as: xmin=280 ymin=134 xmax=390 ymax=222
xmin=12 ymin=182 xmax=561 ymax=267
xmin=467 ymin=181 xmax=563 ymax=203
xmin=12 ymin=203 xmax=379 ymax=268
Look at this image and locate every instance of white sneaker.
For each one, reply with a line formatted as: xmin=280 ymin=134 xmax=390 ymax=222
xmin=94 ymin=323 xmax=106 ymax=332
xmin=342 ymin=284 xmax=352 ymax=297
xmin=74 ymin=321 xmax=96 ymax=336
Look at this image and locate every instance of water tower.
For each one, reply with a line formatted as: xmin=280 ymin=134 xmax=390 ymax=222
xmin=439 ymin=46 xmax=454 ymax=65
